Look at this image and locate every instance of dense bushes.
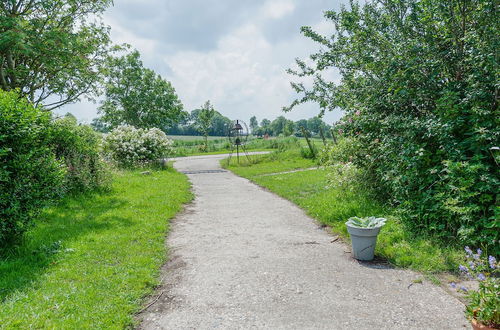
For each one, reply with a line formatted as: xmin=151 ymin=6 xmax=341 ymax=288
xmin=0 ymin=91 xmax=110 ymax=246
xmin=0 ymin=90 xmax=66 ymax=245
xmin=49 ymin=116 xmax=110 ymax=193
xmin=103 ymin=125 xmax=173 ymax=167
xmin=289 ymin=0 xmax=499 ymax=251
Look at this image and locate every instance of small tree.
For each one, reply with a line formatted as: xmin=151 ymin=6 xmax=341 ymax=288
xmin=196 ymin=101 xmax=216 ymax=151
xmin=249 ymin=116 xmax=259 ymax=134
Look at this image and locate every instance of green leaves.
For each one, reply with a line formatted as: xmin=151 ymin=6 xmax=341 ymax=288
xmin=287 ymin=0 xmax=499 ymax=251
xmin=98 ymin=50 xmax=185 ymax=132
xmin=346 ymin=216 xmax=387 ymax=228
xmin=0 ymin=0 xmax=113 ymax=109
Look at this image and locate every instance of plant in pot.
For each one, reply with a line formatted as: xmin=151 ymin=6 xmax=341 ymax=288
xmin=345 ymin=216 xmax=386 ymax=261
xmin=451 ymin=247 xmax=499 ymax=330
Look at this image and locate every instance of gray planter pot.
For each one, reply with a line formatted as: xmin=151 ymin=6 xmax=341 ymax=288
xmin=346 ymin=225 xmax=383 ymax=261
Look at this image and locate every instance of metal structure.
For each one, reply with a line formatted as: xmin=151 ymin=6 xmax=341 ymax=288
xmin=227 ymin=119 xmax=250 ymax=164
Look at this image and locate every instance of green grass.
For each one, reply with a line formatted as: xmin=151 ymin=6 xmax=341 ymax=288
xmin=170 ymin=135 xmax=319 ymax=157
xmin=167 ymin=135 xmax=226 ymax=141
xmin=0 ymin=168 xmax=192 ymax=329
xmin=225 ymin=153 xmax=463 ymax=273
xmin=180 ymin=148 xmax=274 ymax=157
xmin=221 ymin=149 xmax=317 ymax=176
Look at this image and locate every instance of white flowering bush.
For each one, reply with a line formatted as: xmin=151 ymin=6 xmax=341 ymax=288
xmin=103 ymin=125 xmax=173 ymax=167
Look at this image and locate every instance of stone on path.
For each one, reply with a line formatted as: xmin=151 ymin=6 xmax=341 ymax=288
xmin=139 ymin=154 xmax=466 ymax=330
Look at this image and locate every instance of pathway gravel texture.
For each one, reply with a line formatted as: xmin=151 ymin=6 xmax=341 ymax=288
xmin=139 ymin=154 xmax=467 ymax=330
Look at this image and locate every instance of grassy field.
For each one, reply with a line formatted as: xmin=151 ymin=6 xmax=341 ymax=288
xmin=0 ymin=169 xmax=191 ymax=329
xmin=168 ymin=135 xmax=325 ymax=157
xmin=224 ymin=151 xmax=463 ymax=273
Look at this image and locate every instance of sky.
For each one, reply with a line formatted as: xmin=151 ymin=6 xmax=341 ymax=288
xmin=58 ymin=0 xmax=347 ymax=126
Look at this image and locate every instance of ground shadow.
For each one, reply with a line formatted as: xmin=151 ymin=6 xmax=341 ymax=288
xmin=0 ymin=193 xmax=130 ymax=302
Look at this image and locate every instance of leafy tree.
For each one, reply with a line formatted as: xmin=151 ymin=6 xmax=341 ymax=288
xmin=0 ymin=0 xmax=113 ymax=110
xmin=98 ymin=50 xmax=185 ymax=132
xmin=260 ymin=118 xmax=272 ymax=135
xmin=286 ymin=0 xmax=499 ymax=249
xmin=307 ymin=117 xmax=324 ymax=136
xmin=196 ymin=101 xmax=216 ymax=150
xmin=210 ymin=112 xmax=231 ymax=136
xmin=260 ymin=118 xmax=271 ymax=128
xmin=90 ymin=117 xmax=111 ymax=133
xmin=270 ymin=116 xmax=289 ymax=136
xmin=283 ymin=120 xmax=295 ymax=137
xmin=249 ymin=116 xmax=259 ymax=133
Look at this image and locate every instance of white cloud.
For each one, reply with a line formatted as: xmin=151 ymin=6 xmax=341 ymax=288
xmin=59 ymin=0 xmax=346 ymax=126
xmin=262 ymin=0 xmax=295 ymax=19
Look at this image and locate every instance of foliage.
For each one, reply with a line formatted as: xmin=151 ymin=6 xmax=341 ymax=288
xmin=0 ymin=0 xmax=112 ymax=110
xmin=249 ymin=116 xmax=258 ymax=133
xmin=195 ymin=101 xmax=217 ymax=150
xmin=287 ymin=0 xmax=499 ymax=250
xmin=0 ymin=169 xmax=192 ymax=328
xmin=48 ymin=115 xmax=110 ymax=193
xmin=0 ymin=90 xmax=65 ymax=246
xmin=103 ymin=125 xmax=173 ymax=167
xmin=98 ymin=50 xmax=185 ymax=131
xmin=319 ymin=137 xmax=369 ymax=194
xmin=452 ymin=247 xmax=499 ymax=327
xmin=250 ymin=116 xmax=331 ymax=137
xmin=346 ymin=216 xmax=386 ymax=229
xmin=169 ymin=109 xmax=231 ymax=136
xmin=90 ymin=117 xmax=111 ymax=133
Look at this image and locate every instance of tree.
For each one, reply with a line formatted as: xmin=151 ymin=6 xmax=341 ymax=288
xmin=307 ymin=117 xmax=324 ymax=136
xmin=295 ymin=119 xmax=308 ymax=136
xmin=196 ymin=101 xmax=216 ymax=150
xmin=0 ymin=0 xmax=113 ymax=110
xmin=210 ymin=112 xmax=232 ymax=136
xmin=260 ymin=118 xmax=271 ymax=135
xmin=283 ymin=120 xmax=295 ymax=137
xmin=90 ymin=117 xmax=111 ymax=133
xmin=286 ymin=0 xmax=499 ymax=248
xmin=249 ymin=116 xmax=259 ymax=134
xmin=98 ymin=50 xmax=185 ymax=132
xmin=270 ymin=116 xmax=288 ymax=136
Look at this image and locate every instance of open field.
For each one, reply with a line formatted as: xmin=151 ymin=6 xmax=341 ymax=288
xmin=169 ymin=135 xmax=326 ymax=157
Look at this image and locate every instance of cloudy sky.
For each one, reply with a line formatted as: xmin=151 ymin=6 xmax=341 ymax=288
xmin=58 ymin=0 xmax=347 ymax=125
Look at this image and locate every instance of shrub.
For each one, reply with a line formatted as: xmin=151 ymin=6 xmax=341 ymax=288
xmin=103 ymin=125 xmax=173 ymax=167
xmin=48 ymin=115 xmax=110 ymax=193
xmin=287 ymin=0 xmax=499 ymax=251
xmin=0 ymin=90 xmax=66 ymax=246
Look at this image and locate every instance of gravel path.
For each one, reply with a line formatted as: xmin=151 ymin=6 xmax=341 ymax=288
xmin=139 ymin=154 xmax=467 ymax=330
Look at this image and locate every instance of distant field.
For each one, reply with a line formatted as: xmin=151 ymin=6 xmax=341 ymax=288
xmin=167 ymin=135 xmax=227 ymax=141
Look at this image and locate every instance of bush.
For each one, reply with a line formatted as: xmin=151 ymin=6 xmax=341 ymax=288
xmin=288 ymin=0 xmax=499 ymax=252
xmin=0 ymin=90 xmax=66 ymax=245
xmin=48 ymin=116 xmax=110 ymax=193
xmin=103 ymin=125 xmax=173 ymax=167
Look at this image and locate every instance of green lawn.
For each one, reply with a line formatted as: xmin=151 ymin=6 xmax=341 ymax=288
xmin=225 ymin=153 xmax=463 ymax=273
xmin=0 ymin=169 xmax=192 ymax=329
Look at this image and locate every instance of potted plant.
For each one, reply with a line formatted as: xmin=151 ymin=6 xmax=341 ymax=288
xmin=345 ymin=216 xmax=386 ymax=261
xmin=451 ymin=247 xmax=499 ymax=330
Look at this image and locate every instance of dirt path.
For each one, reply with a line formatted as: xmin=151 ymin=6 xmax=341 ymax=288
xmin=139 ymin=154 xmax=466 ymax=329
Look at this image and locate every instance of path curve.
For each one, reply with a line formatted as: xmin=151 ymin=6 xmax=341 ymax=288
xmin=140 ymin=154 xmax=466 ymax=329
